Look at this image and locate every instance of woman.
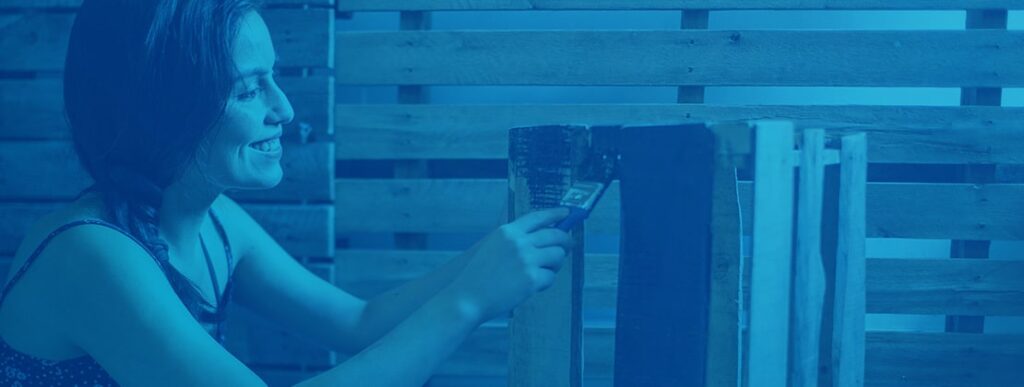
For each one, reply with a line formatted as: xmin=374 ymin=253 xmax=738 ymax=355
xmin=0 ymin=1 xmax=573 ymax=386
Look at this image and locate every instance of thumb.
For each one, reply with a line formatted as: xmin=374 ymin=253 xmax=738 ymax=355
xmin=510 ymin=208 xmax=571 ymax=233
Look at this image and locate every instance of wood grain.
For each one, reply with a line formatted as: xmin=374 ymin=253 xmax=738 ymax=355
xmin=791 ymin=129 xmax=827 ymax=387
xmin=337 ymin=0 xmax=1024 ymax=11
xmin=833 ymin=134 xmax=868 ymax=387
xmin=335 ymin=179 xmax=1024 ymax=241
xmin=337 ymin=30 xmax=1024 ymax=87
xmin=335 ymin=104 xmax=1024 ymax=164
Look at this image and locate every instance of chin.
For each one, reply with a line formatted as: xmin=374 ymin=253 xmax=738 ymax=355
xmin=235 ymin=167 xmax=284 ymax=190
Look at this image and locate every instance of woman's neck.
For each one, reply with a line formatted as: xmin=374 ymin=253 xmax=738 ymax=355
xmin=158 ymin=175 xmax=222 ymax=253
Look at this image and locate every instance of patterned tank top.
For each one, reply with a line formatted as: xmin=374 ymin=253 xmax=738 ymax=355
xmin=0 ymin=210 xmax=235 ymax=386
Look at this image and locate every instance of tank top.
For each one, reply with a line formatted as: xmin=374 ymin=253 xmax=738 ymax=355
xmin=0 ymin=210 xmax=235 ymax=386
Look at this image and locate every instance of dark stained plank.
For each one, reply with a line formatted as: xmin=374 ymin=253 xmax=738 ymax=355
xmin=337 ymin=30 xmax=1024 ymax=87
xmin=335 ymin=104 xmax=1024 ymax=164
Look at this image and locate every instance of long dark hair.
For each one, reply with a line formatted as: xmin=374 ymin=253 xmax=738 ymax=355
xmin=64 ymin=0 xmax=259 ymax=317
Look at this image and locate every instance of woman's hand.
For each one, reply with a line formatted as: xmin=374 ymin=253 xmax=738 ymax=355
xmin=447 ymin=208 xmax=575 ymax=324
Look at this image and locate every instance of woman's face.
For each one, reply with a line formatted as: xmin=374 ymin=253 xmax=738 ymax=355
xmin=194 ymin=11 xmax=294 ymax=191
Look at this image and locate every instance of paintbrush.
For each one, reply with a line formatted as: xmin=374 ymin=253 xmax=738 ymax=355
xmin=554 ymin=150 xmax=620 ymax=231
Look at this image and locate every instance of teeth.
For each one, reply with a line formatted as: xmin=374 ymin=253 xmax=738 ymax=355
xmin=250 ymin=138 xmax=281 ymax=153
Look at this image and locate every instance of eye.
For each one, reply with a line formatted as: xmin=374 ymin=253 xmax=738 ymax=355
xmin=238 ymin=86 xmax=264 ymax=101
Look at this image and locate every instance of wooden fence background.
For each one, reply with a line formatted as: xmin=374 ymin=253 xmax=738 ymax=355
xmin=3 ymin=0 xmax=1024 ymax=386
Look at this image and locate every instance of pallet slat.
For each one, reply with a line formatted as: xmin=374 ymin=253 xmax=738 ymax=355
xmin=335 ymin=179 xmax=1024 ymax=241
xmin=0 ymin=203 xmax=333 ymax=258
xmin=337 ymin=30 xmax=1024 ymax=87
xmin=337 ymin=0 xmax=1024 ymax=11
xmin=0 ymin=0 xmax=335 ymax=8
xmin=0 ymin=8 xmax=332 ymax=72
xmin=335 ymin=104 xmax=1024 ymax=164
xmin=336 ymin=249 xmax=1024 ymax=317
xmin=0 ymin=141 xmax=334 ymax=202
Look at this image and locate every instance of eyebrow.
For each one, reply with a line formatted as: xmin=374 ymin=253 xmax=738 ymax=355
xmin=234 ymin=55 xmax=280 ymax=81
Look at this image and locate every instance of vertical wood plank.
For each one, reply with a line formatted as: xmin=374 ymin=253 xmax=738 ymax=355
xmin=832 ymin=134 xmax=867 ymax=387
xmin=707 ymin=123 xmax=746 ymax=387
xmin=507 ymin=125 xmax=587 ymax=387
xmin=747 ymin=121 xmax=796 ymax=387
xmin=393 ymin=11 xmax=432 ymax=250
xmin=615 ymin=123 xmax=715 ymax=386
xmin=947 ymin=8 xmax=1007 ymax=334
xmin=677 ymin=10 xmax=708 ymax=104
xmin=791 ymin=129 xmax=827 ymax=387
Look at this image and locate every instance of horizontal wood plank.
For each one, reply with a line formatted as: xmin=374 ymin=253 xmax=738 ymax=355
xmin=337 ymin=30 xmax=1024 ymax=87
xmin=865 ymin=331 xmax=1024 ymax=387
xmin=336 ymin=179 xmax=1024 ymax=241
xmin=0 ymin=203 xmax=333 ymax=257
xmin=0 ymin=8 xmax=332 ymax=72
xmin=338 ymin=0 xmax=1024 ymax=11
xmin=337 ymin=250 xmax=1024 ymax=316
xmin=0 ymin=76 xmax=332 ymax=141
xmin=0 ymin=0 xmax=335 ymax=8
xmin=335 ymin=104 xmax=1024 ymax=164
xmin=0 ymin=141 xmax=334 ymax=202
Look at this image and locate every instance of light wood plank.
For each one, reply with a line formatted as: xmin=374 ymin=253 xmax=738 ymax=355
xmin=706 ymin=133 xmax=743 ymax=387
xmin=337 ymin=0 xmax=1024 ymax=11
xmin=791 ymin=129 xmax=827 ymax=387
xmin=0 ymin=141 xmax=334 ymax=202
xmin=747 ymin=121 xmax=796 ymax=387
xmin=0 ymin=8 xmax=332 ymax=72
xmin=0 ymin=203 xmax=333 ymax=258
xmin=506 ymin=125 xmax=587 ymax=387
xmin=834 ymin=134 xmax=868 ymax=387
xmin=335 ymin=179 xmax=1024 ymax=240
xmin=337 ymin=30 xmax=1024 ymax=87
xmin=335 ymin=104 xmax=1024 ymax=164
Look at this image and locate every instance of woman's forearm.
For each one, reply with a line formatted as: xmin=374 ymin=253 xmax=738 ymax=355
xmin=294 ymin=286 xmax=482 ymax=387
xmin=345 ymin=251 xmax=473 ymax=351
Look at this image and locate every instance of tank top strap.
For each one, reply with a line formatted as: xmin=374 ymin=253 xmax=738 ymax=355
xmin=0 ymin=219 xmax=154 ymax=308
xmin=207 ymin=209 xmax=233 ymax=272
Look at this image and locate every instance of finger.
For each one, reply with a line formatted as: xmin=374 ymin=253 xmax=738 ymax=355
xmin=511 ymin=208 xmax=571 ymax=233
xmin=527 ymin=228 xmax=574 ymax=250
xmin=532 ymin=246 xmax=567 ymax=272
xmin=531 ymin=268 xmax=558 ymax=293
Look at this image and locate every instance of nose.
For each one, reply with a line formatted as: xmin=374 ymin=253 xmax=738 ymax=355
xmin=265 ymin=80 xmax=295 ymax=127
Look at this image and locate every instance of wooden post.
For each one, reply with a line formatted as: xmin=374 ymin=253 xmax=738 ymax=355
xmin=832 ymin=134 xmax=867 ymax=387
xmin=615 ymin=123 xmax=715 ymax=386
xmin=507 ymin=125 xmax=587 ymax=387
xmin=946 ymin=9 xmax=1006 ymax=334
xmin=791 ymin=129 xmax=827 ymax=387
xmin=393 ymin=11 xmax=432 ymax=250
xmin=747 ymin=121 xmax=796 ymax=387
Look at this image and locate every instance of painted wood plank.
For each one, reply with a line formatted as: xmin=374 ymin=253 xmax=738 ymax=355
xmin=833 ymin=134 xmax=868 ymax=387
xmin=337 ymin=0 xmax=1024 ymax=11
xmin=0 ymin=141 xmax=334 ymax=202
xmin=0 ymin=76 xmax=332 ymax=141
xmin=506 ymin=125 xmax=587 ymax=387
xmin=335 ymin=104 xmax=1024 ymax=164
xmin=0 ymin=0 xmax=335 ymax=8
xmin=336 ymin=30 xmax=1024 ymax=87
xmin=0 ymin=8 xmax=332 ymax=72
xmin=0 ymin=203 xmax=333 ymax=258
xmin=791 ymin=129 xmax=827 ymax=387
xmin=615 ymin=124 xmax=713 ymax=386
xmin=747 ymin=121 xmax=796 ymax=387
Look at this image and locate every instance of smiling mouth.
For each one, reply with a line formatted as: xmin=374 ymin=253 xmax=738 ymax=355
xmin=249 ymin=137 xmax=282 ymax=153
